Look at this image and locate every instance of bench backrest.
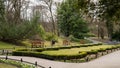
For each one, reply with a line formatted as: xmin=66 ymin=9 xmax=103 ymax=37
xmin=31 ymin=40 xmax=44 ymax=47
xmin=63 ymin=40 xmax=70 ymax=45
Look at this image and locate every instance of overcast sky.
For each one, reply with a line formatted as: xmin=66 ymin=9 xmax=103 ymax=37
xmin=27 ymin=0 xmax=98 ymax=20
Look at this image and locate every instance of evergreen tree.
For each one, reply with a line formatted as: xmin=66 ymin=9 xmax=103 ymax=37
xmin=57 ymin=0 xmax=89 ymax=39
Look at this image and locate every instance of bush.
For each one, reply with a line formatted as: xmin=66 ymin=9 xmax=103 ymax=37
xmin=112 ymin=31 xmax=120 ymax=41
xmin=69 ymin=35 xmax=80 ymax=42
xmin=85 ymin=33 xmax=96 ymax=37
xmin=45 ymin=32 xmax=58 ymax=41
xmin=0 ymin=16 xmax=40 ymax=44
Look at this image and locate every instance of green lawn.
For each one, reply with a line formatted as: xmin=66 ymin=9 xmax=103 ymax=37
xmin=0 ymin=63 xmax=17 ymax=68
xmin=41 ymin=45 xmax=114 ymax=55
xmin=0 ymin=41 xmax=26 ymax=49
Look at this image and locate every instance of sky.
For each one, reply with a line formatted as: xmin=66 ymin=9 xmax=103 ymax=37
xmin=27 ymin=0 xmax=98 ymax=20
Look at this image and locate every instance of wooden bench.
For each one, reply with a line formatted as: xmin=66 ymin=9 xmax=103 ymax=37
xmin=80 ymin=40 xmax=85 ymax=44
xmin=31 ymin=40 xmax=44 ymax=48
xmin=63 ymin=40 xmax=70 ymax=46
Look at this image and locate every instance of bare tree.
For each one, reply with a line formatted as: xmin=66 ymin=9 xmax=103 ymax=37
xmin=5 ymin=0 xmax=30 ymax=24
xmin=41 ymin=0 xmax=57 ymax=34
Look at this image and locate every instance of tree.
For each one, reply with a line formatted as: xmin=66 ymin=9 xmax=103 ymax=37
xmin=0 ymin=0 xmax=43 ymax=44
xmin=38 ymin=0 xmax=57 ymax=35
xmin=57 ymin=0 xmax=89 ymax=39
xmin=0 ymin=0 xmax=5 ymax=21
xmin=98 ymin=0 xmax=120 ymax=40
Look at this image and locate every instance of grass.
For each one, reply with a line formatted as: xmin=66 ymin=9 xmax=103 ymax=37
xmin=0 ymin=63 xmax=17 ymax=68
xmin=0 ymin=41 xmax=26 ymax=49
xmin=0 ymin=38 xmax=85 ymax=49
xmin=21 ymin=38 xmax=82 ymax=48
xmin=41 ymin=45 xmax=114 ymax=55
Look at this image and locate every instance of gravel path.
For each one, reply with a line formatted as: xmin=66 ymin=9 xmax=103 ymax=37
xmin=1 ymin=51 xmax=120 ymax=68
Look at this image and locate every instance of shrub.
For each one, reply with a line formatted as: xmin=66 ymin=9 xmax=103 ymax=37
xmin=0 ymin=16 xmax=40 ymax=44
xmin=85 ymin=33 xmax=96 ymax=37
xmin=69 ymin=35 xmax=80 ymax=42
xmin=45 ymin=32 xmax=58 ymax=41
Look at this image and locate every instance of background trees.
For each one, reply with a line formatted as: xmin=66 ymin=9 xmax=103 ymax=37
xmin=98 ymin=0 xmax=120 ymax=40
xmin=0 ymin=0 xmax=42 ymax=44
xmin=1 ymin=0 xmax=120 ymax=44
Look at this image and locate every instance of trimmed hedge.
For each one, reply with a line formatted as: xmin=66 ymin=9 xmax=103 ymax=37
xmin=16 ymin=43 xmax=102 ymax=52
xmin=87 ymin=50 xmax=98 ymax=54
xmin=12 ymin=44 xmax=120 ymax=62
xmin=12 ymin=51 xmax=87 ymax=60
xmin=12 ymin=45 xmax=120 ymax=60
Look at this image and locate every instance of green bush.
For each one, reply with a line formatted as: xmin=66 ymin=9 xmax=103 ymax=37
xmin=69 ymin=35 xmax=80 ymax=42
xmin=0 ymin=16 xmax=40 ymax=44
xmin=45 ymin=32 xmax=58 ymax=41
xmin=85 ymin=33 xmax=96 ymax=37
xmin=112 ymin=31 xmax=120 ymax=41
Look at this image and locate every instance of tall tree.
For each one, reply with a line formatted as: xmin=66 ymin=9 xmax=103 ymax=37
xmin=57 ymin=0 xmax=89 ymax=38
xmin=99 ymin=0 xmax=120 ymax=40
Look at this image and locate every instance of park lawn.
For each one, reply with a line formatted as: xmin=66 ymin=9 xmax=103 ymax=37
xmin=22 ymin=38 xmax=80 ymax=47
xmin=0 ymin=41 xmax=26 ymax=49
xmin=0 ymin=63 xmax=17 ymax=68
xmin=41 ymin=45 xmax=114 ymax=55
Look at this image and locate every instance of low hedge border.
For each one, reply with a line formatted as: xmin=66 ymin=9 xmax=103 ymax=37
xmin=12 ymin=51 xmax=87 ymax=60
xmin=16 ymin=43 xmax=102 ymax=52
xmin=12 ymin=45 xmax=120 ymax=62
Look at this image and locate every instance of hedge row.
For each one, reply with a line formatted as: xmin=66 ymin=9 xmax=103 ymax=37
xmin=16 ymin=43 xmax=102 ymax=52
xmin=12 ymin=51 xmax=87 ymax=60
xmin=12 ymin=45 xmax=120 ymax=60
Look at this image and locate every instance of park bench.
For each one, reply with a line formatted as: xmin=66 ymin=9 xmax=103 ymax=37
xmin=63 ymin=39 xmax=70 ymax=46
xmin=80 ymin=40 xmax=85 ymax=44
xmin=31 ymin=40 xmax=44 ymax=48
